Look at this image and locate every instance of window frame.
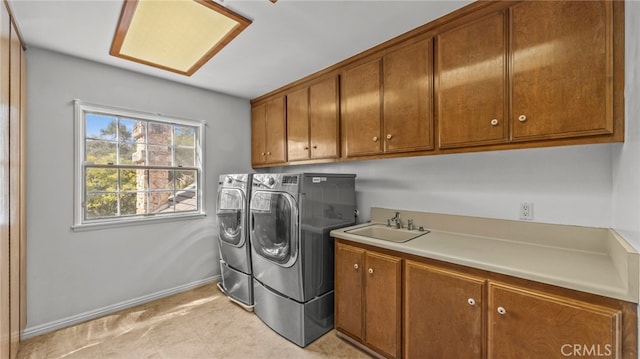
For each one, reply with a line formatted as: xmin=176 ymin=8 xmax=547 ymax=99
xmin=73 ymin=100 xmax=206 ymax=231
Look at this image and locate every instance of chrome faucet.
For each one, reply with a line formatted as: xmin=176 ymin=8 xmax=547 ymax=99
xmin=407 ymin=219 xmax=414 ymax=231
xmin=389 ymin=212 xmax=401 ymax=229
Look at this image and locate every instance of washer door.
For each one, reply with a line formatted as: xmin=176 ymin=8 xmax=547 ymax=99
xmin=217 ymin=188 xmax=245 ymax=247
xmin=250 ymin=191 xmax=298 ymax=267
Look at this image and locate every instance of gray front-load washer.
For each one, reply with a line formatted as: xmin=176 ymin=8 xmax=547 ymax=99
xmin=250 ymin=173 xmax=356 ymax=346
xmin=217 ymin=173 xmax=254 ymax=307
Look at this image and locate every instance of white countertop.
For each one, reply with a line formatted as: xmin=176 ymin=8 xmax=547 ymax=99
xmin=330 ymin=207 xmax=639 ymax=303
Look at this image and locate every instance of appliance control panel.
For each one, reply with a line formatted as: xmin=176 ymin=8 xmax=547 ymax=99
xmin=218 ymin=174 xmax=249 ymax=189
xmin=253 ymin=174 xmax=300 ymax=192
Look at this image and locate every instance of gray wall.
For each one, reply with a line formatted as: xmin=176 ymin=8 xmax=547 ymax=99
xmin=613 ymin=0 xmax=640 ymax=252
xmin=25 ymin=48 xmax=252 ymax=334
xmin=269 ymin=144 xmax=614 ymax=228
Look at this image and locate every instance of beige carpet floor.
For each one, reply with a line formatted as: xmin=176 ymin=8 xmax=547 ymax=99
xmin=17 ymin=283 xmax=371 ymax=359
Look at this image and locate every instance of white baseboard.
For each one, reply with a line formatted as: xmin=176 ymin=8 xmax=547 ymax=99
xmin=21 ymin=275 xmax=220 ymax=340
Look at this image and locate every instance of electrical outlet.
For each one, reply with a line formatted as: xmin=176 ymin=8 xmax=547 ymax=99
xmin=519 ymin=202 xmax=533 ymax=220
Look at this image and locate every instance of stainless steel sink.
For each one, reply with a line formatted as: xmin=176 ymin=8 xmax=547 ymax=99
xmin=346 ymin=224 xmax=430 ymax=243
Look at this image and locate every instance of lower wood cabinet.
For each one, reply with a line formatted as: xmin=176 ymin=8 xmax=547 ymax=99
xmin=365 ymin=251 xmax=402 ymax=358
xmin=488 ymin=282 xmax=622 ymax=358
xmin=334 ymin=239 xmax=636 ymax=359
xmin=404 ymin=260 xmax=484 ymax=358
xmin=335 ymin=242 xmax=402 ymax=359
xmin=335 ymin=242 xmax=364 ymax=340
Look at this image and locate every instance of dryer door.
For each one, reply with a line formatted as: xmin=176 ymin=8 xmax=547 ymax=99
xmin=250 ymin=191 xmax=298 ymax=268
xmin=217 ymin=188 xmax=246 ymax=247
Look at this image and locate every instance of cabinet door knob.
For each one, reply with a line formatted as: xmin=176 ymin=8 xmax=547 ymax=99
xmin=266 ymin=151 xmax=271 ymax=155
xmin=490 ymin=119 xmax=499 ymax=126
xmin=497 ymin=306 xmax=507 ymax=315
xmin=386 ymin=134 xmax=393 ymax=140
xmin=518 ymin=115 xmax=527 ymax=122
xmin=353 ymin=264 xmax=359 ymax=270
xmin=368 ymin=268 xmax=374 ymax=274
xmin=304 ymin=146 xmax=309 ymax=150
xmin=372 ymin=136 xmax=379 ymax=142
xmin=261 ymin=152 xmax=266 ymax=156
xmin=312 ymin=145 xmax=317 ymax=149
xmin=467 ymin=298 xmax=476 ymax=306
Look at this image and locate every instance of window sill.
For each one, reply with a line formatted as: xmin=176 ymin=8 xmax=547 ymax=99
xmin=71 ymin=212 xmax=207 ymax=232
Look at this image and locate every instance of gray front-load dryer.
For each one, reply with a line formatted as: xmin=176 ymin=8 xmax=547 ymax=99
xmin=217 ymin=173 xmax=254 ymax=307
xmin=250 ymin=173 xmax=356 ymax=347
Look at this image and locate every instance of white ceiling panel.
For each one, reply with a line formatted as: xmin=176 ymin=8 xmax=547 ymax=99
xmin=8 ymin=0 xmax=472 ymax=99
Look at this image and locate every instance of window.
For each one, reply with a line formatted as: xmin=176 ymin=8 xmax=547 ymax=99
xmin=73 ymin=100 xmax=205 ymax=230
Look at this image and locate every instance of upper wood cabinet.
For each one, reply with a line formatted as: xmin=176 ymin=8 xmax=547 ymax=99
xmin=251 ymin=96 xmax=286 ymax=166
xmin=510 ymin=0 xmax=614 ymax=141
xmin=251 ymin=0 xmax=623 ymax=167
xmin=342 ymin=38 xmax=433 ymax=158
xmin=404 ymin=260 xmax=484 ymax=359
xmin=286 ymin=87 xmax=309 ymax=161
xmin=342 ymin=58 xmax=382 ymax=157
xmin=436 ymin=11 xmax=508 ymax=149
xmin=488 ymin=282 xmax=622 ymax=358
xmin=383 ymin=38 xmax=433 ymax=154
xmin=438 ymin=1 xmax=616 ymax=149
xmin=287 ymin=76 xmax=340 ymax=161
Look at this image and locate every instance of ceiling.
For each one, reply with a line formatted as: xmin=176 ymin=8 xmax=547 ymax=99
xmin=8 ymin=0 xmax=472 ymax=100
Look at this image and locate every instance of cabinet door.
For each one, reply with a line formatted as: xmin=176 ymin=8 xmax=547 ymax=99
xmin=286 ymin=87 xmax=310 ymax=161
xmin=383 ymin=38 xmax=433 ymax=153
xmin=0 ymin=4 xmax=8 ymax=359
xmin=404 ymin=261 xmax=484 ymax=359
xmin=437 ymin=11 xmax=507 ymax=148
xmin=342 ymin=58 xmax=382 ymax=157
xmin=335 ymin=242 xmax=365 ymax=341
xmin=365 ymin=251 xmax=402 ymax=359
xmin=9 ymin=20 xmax=21 ymax=359
xmin=251 ymin=104 xmax=267 ymax=166
xmin=510 ymin=1 xmax=614 ymax=141
xmin=264 ymin=96 xmax=287 ymax=164
xmin=488 ymin=282 xmax=621 ymax=358
xmin=309 ymin=76 xmax=340 ymax=159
